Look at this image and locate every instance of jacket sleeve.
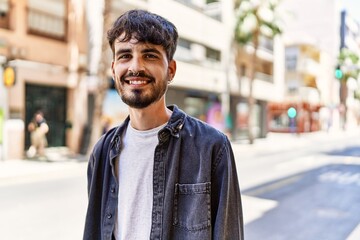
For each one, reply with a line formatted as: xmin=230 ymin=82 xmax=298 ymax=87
xmin=83 ymin=134 xmax=107 ymax=240
xmin=87 ymin=152 xmax=95 ymax=197
xmin=211 ymin=137 xmax=244 ymax=240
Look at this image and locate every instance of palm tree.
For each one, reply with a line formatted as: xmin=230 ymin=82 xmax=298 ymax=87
xmin=234 ymin=0 xmax=282 ymax=144
xmin=337 ymin=48 xmax=360 ymax=129
xmin=85 ymin=0 xmax=112 ymax=154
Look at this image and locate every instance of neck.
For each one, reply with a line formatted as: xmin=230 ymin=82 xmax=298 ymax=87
xmin=128 ymin=100 xmax=172 ymax=131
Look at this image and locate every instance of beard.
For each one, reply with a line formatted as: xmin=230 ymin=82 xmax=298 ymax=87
xmin=115 ymin=72 xmax=169 ymax=109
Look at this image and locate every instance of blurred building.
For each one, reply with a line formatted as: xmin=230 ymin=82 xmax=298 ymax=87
xmin=268 ymin=0 xmax=344 ymax=133
xmin=339 ymin=10 xmax=360 ymax=129
xmin=1 ymin=0 xmax=356 ymax=160
xmin=269 ymin=40 xmax=323 ymax=133
xmin=231 ymin=30 xmax=284 ymax=139
xmin=0 ymin=0 xmax=87 ymax=160
xmin=0 ymin=0 xmax=299 ymax=159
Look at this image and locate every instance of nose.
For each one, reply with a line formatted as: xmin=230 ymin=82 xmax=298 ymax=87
xmin=128 ymin=56 xmax=145 ymax=75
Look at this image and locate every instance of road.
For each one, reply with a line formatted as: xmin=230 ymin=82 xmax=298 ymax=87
xmin=0 ymin=164 xmax=87 ymax=240
xmin=236 ymin=132 xmax=360 ymax=240
xmin=0 ymin=131 xmax=359 ymax=240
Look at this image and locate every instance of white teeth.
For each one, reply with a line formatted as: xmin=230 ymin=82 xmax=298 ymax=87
xmin=129 ymin=80 xmax=147 ymax=85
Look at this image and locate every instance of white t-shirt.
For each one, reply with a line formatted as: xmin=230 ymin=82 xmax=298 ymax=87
xmin=114 ymin=122 xmax=165 ymax=240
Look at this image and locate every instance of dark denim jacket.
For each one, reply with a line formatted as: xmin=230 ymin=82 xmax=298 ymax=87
xmin=83 ymin=105 xmax=244 ymax=240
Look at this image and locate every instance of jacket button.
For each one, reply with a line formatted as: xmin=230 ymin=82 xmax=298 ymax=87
xmin=111 ymin=187 xmax=115 ymax=193
xmin=107 ymin=214 xmax=112 ymax=219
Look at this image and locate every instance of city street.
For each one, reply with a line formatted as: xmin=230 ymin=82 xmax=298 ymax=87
xmin=235 ymin=130 xmax=360 ymax=240
xmin=0 ymin=162 xmax=88 ymax=240
xmin=0 ymin=130 xmax=359 ymax=240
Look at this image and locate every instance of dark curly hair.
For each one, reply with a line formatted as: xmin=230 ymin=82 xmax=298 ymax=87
xmin=107 ymin=9 xmax=178 ymax=61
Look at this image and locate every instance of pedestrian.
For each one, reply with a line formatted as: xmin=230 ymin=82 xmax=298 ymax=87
xmin=83 ymin=9 xmax=243 ymax=240
xmin=27 ymin=110 xmax=49 ymax=158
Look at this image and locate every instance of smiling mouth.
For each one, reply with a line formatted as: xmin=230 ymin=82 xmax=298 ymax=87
xmin=128 ymin=80 xmax=148 ymax=85
xmin=123 ymin=75 xmax=154 ymax=85
xmin=121 ymin=73 xmax=155 ymax=86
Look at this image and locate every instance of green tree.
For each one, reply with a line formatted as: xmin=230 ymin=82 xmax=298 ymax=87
xmin=85 ymin=0 xmax=112 ymax=154
xmin=337 ymin=48 xmax=360 ymax=129
xmin=234 ymin=0 xmax=282 ymax=144
xmin=338 ymin=48 xmax=359 ymax=80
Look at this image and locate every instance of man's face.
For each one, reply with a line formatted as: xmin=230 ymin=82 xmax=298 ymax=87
xmin=111 ymin=36 xmax=176 ymax=109
xmin=35 ymin=114 xmax=43 ymax=122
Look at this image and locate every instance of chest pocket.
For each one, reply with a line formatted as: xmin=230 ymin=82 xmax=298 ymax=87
xmin=173 ymin=182 xmax=211 ymax=231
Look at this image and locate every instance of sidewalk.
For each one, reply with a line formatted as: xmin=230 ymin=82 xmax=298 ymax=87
xmin=231 ymin=128 xmax=360 ymax=157
xmin=1 ymin=128 xmax=359 ymax=185
xmin=0 ymin=147 xmax=87 ymax=185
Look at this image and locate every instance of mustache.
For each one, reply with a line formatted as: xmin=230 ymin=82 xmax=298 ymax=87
xmin=120 ymin=71 xmax=155 ymax=82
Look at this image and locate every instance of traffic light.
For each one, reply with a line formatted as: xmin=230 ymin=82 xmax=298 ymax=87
xmin=335 ymin=65 xmax=343 ymax=80
xmin=287 ymin=107 xmax=297 ymax=119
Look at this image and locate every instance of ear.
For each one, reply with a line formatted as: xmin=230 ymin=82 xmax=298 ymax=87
xmin=168 ymin=60 xmax=176 ymax=81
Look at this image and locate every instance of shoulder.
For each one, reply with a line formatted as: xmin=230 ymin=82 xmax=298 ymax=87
xmin=170 ymin=105 xmax=229 ymax=146
xmin=91 ymin=125 xmax=120 ymax=158
xmin=184 ymin=114 xmax=227 ymax=141
xmin=180 ymin=114 xmax=231 ymax=160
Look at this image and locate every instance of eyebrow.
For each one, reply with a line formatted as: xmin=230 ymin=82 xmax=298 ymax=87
xmin=142 ymin=48 xmax=161 ymax=55
xmin=115 ymin=48 xmax=131 ymax=58
xmin=114 ymin=47 xmax=162 ymax=58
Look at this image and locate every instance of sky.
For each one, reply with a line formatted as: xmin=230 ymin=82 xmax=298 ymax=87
xmin=340 ymin=0 xmax=360 ymax=22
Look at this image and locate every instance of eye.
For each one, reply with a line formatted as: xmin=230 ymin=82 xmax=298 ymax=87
xmin=144 ymin=53 xmax=158 ymax=59
xmin=117 ymin=54 xmax=131 ymax=60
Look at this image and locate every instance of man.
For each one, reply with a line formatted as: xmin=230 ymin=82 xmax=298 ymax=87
xmin=83 ymin=9 xmax=243 ymax=240
xmin=27 ymin=111 xmax=49 ymax=158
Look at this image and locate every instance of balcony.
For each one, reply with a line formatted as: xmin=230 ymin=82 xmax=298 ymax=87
xmin=27 ymin=7 xmax=67 ymax=41
xmin=174 ymin=46 xmax=193 ymax=62
xmin=203 ymin=2 xmax=221 ymax=21
xmin=255 ymin=72 xmax=273 ymax=83
xmin=259 ymin=36 xmax=274 ymax=52
xmin=0 ymin=0 xmax=10 ymax=29
xmin=297 ymin=57 xmax=319 ymax=76
xmin=175 ymin=0 xmax=222 ymax=21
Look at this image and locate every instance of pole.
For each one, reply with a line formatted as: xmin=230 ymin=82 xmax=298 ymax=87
xmin=0 ymin=56 xmax=8 ymax=161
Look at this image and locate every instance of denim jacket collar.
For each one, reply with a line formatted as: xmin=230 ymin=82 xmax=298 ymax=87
xmin=108 ymin=105 xmax=186 ymax=160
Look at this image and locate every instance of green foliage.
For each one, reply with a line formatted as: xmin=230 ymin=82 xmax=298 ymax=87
xmin=337 ymin=48 xmax=360 ymax=82
xmin=354 ymin=90 xmax=360 ymax=100
xmin=234 ymin=0 xmax=283 ymax=45
xmin=339 ymin=48 xmax=359 ymax=64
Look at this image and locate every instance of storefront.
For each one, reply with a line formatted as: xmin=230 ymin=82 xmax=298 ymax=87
xmin=268 ymin=102 xmax=322 ymax=133
xmin=229 ymin=96 xmax=268 ymax=140
xmin=25 ymin=84 xmax=68 ymax=149
xmin=167 ymin=88 xmax=230 ymax=133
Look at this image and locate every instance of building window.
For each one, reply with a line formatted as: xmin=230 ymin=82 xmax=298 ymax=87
xmin=240 ymin=64 xmax=246 ymax=77
xmin=205 ymin=46 xmax=221 ymax=62
xmin=175 ymin=0 xmax=222 ymax=21
xmin=285 ymin=46 xmax=299 ymax=71
xmin=27 ymin=0 xmax=67 ymax=41
xmin=178 ymin=38 xmax=191 ymax=50
xmin=175 ymin=38 xmax=193 ymax=62
xmin=175 ymin=38 xmax=221 ymax=66
xmin=0 ymin=0 xmax=10 ymax=29
xmin=259 ymin=36 xmax=274 ymax=52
